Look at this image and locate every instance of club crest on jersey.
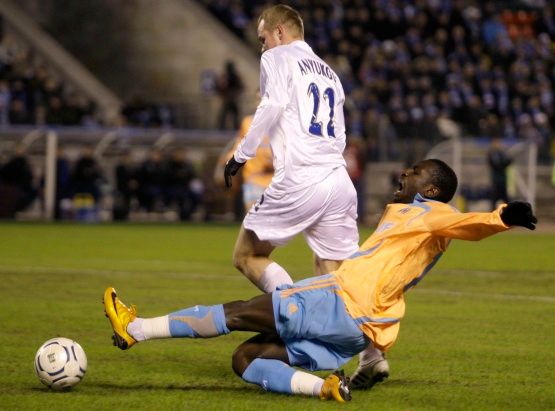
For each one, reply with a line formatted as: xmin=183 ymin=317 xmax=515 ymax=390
xmin=398 ymin=207 xmax=411 ymax=214
xmin=297 ymin=59 xmax=337 ymax=82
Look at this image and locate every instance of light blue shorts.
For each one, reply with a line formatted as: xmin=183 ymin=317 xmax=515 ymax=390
xmin=272 ymin=274 xmax=369 ymax=371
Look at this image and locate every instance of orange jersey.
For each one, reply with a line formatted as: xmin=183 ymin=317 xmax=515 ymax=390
xmin=235 ymin=115 xmax=273 ymax=187
xmin=334 ymin=194 xmax=509 ymax=352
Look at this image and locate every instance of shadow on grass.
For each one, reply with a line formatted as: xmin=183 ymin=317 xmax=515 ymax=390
xmin=381 ymin=379 xmax=440 ymax=386
xmin=29 ymin=381 xmax=256 ymax=393
xmin=377 ymin=378 xmax=479 ymax=388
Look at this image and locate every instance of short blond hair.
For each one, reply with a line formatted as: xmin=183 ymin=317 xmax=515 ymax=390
xmin=258 ymin=4 xmax=304 ymax=39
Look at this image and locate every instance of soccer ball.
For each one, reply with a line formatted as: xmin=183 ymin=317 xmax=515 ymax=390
xmin=34 ymin=337 xmax=87 ymax=390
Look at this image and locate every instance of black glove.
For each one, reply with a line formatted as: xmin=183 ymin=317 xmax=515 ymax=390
xmin=500 ymin=201 xmax=537 ymax=230
xmin=224 ymin=156 xmax=245 ymax=188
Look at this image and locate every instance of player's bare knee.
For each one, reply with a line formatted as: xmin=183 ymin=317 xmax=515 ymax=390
xmin=232 ymin=251 xmax=249 ymax=273
xmin=231 ymin=254 xmax=243 ymax=272
xmin=223 ymin=300 xmax=248 ymax=330
xmin=231 ymin=345 xmax=252 ymax=376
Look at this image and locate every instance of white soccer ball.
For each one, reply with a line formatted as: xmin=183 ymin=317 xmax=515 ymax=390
xmin=34 ymin=337 xmax=87 ymax=390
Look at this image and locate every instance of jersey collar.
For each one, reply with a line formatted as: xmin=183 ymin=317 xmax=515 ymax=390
xmin=412 ymin=193 xmax=443 ymax=204
xmin=291 ymin=40 xmax=312 ymax=52
xmin=412 ymin=193 xmax=429 ymax=203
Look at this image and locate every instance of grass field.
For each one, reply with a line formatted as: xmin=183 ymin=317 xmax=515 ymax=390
xmin=0 ymin=222 xmax=554 ymax=410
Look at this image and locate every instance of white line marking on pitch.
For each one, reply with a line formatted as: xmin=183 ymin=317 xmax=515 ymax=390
xmin=0 ymin=265 xmax=554 ymax=303
xmin=413 ymin=288 xmax=555 ymax=303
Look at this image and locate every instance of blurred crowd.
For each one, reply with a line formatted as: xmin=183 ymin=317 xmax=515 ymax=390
xmin=2 ymin=1 xmax=554 ymax=220
xmin=0 ymin=145 xmax=201 ymax=221
xmin=0 ymin=27 xmax=98 ymax=127
xmin=111 ymin=148 xmax=200 ymax=221
xmin=203 ymin=0 xmax=555 ymax=163
xmin=0 ymin=19 xmax=176 ymax=129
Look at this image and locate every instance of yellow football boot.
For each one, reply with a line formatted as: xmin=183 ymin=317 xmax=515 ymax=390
xmin=103 ymin=287 xmax=137 ymax=350
xmin=319 ymin=370 xmax=352 ymax=402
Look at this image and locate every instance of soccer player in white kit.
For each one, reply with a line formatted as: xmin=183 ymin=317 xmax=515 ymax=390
xmin=223 ymin=4 xmax=388 ymax=389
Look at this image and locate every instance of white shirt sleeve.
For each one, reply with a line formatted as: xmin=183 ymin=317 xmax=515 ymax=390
xmin=234 ymin=52 xmax=288 ymax=163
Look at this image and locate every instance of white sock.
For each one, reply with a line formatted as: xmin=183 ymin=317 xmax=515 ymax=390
xmin=127 ymin=315 xmax=170 ymax=341
xmin=290 ymin=371 xmax=324 ymax=397
xmin=258 ymin=262 xmax=294 ymax=292
xmin=127 ymin=318 xmax=145 ymax=341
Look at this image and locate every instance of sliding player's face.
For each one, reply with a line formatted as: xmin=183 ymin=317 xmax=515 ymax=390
xmin=257 ymin=19 xmax=281 ymax=53
xmin=393 ymin=161 xmax=437 ymax=203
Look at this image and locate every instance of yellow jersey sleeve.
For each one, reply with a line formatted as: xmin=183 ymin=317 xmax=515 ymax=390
xmin=422 ymin=203 xmax=508 ymax=240
xmin=236 ymin=115 xmax=273 ymax=187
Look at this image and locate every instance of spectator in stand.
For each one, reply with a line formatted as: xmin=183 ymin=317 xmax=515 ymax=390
xmin=45 ymin=96 xmax=65 ymax=125
xmin=535 ymin=6 xmax=555 ymax=37
xmin=113 ymin=150 xmax=139 ymax=221
xmin=0 ymin=31 xmax=101 ymax=127
xmin=0 ymin=144 xmax=36 ymax=218
xmin=136 ymin=149 xmax=166 ymax=214
xmin=0 ymin=79 xmax=10 ymax=125
xmin=487 ymin=136 xmax=512 ymax=210
xmin=482 ymin=12 xmax=508 ymax=46
xmin=70 ymin=145 xmax=103 ymax=205
xmin=228 ymin=1 xmax=250 ymax=39
xmin=54 ymin=146 xmax=72 ymax=220
xmin=216 ymin=60 xmax=244 ymax=130
xmin=8 ymin=98 xmax=31 ymax=125
xmin=164 ymin=148 xmax=198 ymax=221
xmin=61 ymin=93 xmax=87 ymax=125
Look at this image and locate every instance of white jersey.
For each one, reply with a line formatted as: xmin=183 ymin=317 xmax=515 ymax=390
xmin=234 ymin=40 xmax=347 ymax=195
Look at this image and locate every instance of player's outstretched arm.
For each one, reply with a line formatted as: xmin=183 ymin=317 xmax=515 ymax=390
xmin=424 ymin=202 xmax=534 ymax=241
xmin=500 ymin=201 xmax=538 ymax=230
xmin=224 ymin=156 xmax=245 ymax=188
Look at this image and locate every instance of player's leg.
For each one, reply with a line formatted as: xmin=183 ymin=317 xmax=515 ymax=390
xmin=232 ymin=224 xmax=293 ymax=292
xmin=263 ymin=279 xmax=370 ymax=401
xmin=310 ymin=171 xmax=355 ymax=278
xmin=350 ymin=343 xmax=390 ymax=390
xmin=103 ymin=287 xmax=277 ymax=350
xmin=303 ymin=168 xmax=359 ymax=276
xmin=233 ymin=334 xmax=351 ymax=402
xmin=238 ymin=179 xmax=354 ymax=292
xmin=313 ymin=254 xmax=342 ymax=276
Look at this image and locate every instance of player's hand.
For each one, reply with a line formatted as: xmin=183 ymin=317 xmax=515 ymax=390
xmin=500 ymin=201 xmax=537 ymax=230
xmin=224 ymin=156 xmax=245 ymax=188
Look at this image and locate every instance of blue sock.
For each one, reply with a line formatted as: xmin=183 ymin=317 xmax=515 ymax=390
xmin=242 ymin=358 xmax=295 ymax=394
xmin=168 ymin=304 xmax=230 ymax=338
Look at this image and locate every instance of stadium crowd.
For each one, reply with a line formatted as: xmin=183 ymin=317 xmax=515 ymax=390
xmin=0 ymin=20 xmax=174 ymax=128
xmin=0 ymin=145 xmax=200 ymax=221
xmin=3 ymin=1 xmax=553 ymax=163
xmin=0 ymin=25 xmax=98 ymax=127
xmin=1 ymin=1 xmax=554 ymax=220
xmin=203 ymin=0 xmax=555 ymax=163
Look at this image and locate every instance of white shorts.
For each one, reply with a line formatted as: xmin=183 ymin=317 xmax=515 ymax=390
xmin=242 ymin=182 xmax=266 ymax=207
xmin=244 ymin=167 xmax=359 ymax=260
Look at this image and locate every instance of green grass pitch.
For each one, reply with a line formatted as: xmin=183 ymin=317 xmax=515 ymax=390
xmin=0 ymin=222 xmax=554 ymax=410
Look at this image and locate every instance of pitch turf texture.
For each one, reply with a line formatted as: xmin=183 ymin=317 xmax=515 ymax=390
xmin=0 ymin=223 xmax=554 ymax=410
